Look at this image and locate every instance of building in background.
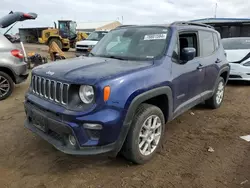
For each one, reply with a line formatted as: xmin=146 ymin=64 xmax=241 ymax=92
xmin=76 ymin=21 xmax=121 ymax=33
xmin=19 ymin=27 xmax=51 ymax=43
xmin=190 ymin=18 xmax=250 ymax=38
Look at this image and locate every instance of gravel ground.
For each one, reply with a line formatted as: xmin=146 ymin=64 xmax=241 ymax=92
xmin=0 ymin=44 xmax=250 ymax=188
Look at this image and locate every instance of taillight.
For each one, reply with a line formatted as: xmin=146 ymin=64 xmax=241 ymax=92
xmin=23 ymin=13 xmax=32 ymax=18
xmin=11 ymin=49 xmax=24 ymax=59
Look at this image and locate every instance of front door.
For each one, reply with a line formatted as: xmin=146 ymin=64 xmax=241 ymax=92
xmin=171 ymin=31 xmax=205 ymax=117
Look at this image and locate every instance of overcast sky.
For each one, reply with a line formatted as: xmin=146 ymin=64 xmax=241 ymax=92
xmin=1 ymin=0 xmax=249 ymax=33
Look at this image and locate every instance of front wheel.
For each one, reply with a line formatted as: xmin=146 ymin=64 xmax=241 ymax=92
xmin=205 ymin=77 xmax=225 ymax=109
xmin=122 ymin=104 xmax=165 ymax=164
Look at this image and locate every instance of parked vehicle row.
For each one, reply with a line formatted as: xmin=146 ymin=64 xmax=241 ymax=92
xmin=23 ymin=22 xmax=230 ymax=164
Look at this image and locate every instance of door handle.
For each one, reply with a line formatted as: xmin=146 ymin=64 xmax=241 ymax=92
xmin=197 ymin=64 xmax=203 ymax=70
xmin=215 ymin=58 xmax=222 ymax=63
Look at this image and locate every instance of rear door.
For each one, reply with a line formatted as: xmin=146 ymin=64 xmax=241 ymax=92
xmin=198 ymin=30 xmax=221 ymax=96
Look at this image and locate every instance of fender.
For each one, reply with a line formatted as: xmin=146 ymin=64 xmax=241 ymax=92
xmin=213 ymin=65 xmax=230 ymax=93
xmin=111 ymin=86 xmax=173 ymax=156
xmin=0 ymin=65 xmax=16 ymax=82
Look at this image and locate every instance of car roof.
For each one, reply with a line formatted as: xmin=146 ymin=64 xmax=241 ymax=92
xmin=115 ymin=22 xmax=216 ymax=32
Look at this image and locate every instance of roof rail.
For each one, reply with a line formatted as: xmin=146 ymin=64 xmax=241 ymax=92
xmin=171 ymin=21 xmax=214 ymax=29
xmin=116 ymin=25 xmax=136 ymax=29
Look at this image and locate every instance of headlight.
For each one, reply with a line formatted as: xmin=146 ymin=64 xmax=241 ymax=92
xmin=79 ymin=85 xmax=94 ymax=104
xmin=243 ymin=61 xmax=250 ymax=66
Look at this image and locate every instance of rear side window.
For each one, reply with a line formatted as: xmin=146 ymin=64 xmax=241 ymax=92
xmin=199 ymin=31 xmax=215 ymax=56
xmin=213 ymin=33 xmax=219 ymax=50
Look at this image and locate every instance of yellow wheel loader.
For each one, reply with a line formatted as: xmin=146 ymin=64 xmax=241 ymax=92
xmin=39 ymin=20 xmax=88 ymax=51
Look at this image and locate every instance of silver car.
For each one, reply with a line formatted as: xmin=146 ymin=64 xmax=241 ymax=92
xmin=0 ymin=11 xmax=37 ymax=100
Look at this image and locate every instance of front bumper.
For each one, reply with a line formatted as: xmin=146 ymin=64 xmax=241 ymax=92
xmin=229 ymin=72 xmax=250 ymax=81
xmin=24 ymin=96 xmax=128 ymax=156
xmin=24 ymin=119 xmax=116 ymax=155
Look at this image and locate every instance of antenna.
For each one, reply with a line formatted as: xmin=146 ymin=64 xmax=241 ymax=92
xmin=214 ymin=2 xmax=218 ymax=18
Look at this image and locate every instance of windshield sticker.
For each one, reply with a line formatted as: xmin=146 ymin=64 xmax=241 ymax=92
xmin=246 ymin=40 xmax=250 ymax=43
xmin=144 ymin=34 xmax=167 ymax=40
xmin=162 ymin=29 xmax=168 ymax=32
xmin=146 ymin=56 xmax=154 ymax=58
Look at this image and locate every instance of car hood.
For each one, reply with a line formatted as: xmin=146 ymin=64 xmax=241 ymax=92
xmin=32 ymin=56 xmax=153 ymax=84
xmin=225 ymin=49 xmax=250 ymax=63
xmin=76 ymin=40 xmax=98 ymax=46
xmin=0 ymin=11 xmax=37 ymax=28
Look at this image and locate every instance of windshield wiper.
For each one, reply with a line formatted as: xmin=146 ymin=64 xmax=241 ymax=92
xmin=103 ymin=55 xmax=127 ymax=60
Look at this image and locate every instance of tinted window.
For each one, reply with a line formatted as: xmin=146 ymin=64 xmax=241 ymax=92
xmin=199 ymin=31 xmax=215 ymax=56
xmin=222 ymin=38 xmax=250 ymax=50
xmin=213 ymin=33 xmax=219 ymax=50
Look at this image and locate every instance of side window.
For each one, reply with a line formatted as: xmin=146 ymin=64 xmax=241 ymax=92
xmin=213 ymin=33 xmax=219 ymax=50
xmin=199 ymin=31 xmax=215 ymax=56
xmin=178 ymin=32 xmax=198 ymax=61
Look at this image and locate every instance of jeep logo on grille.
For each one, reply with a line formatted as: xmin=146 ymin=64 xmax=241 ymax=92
xmin=46 ymin=71 xmax=55 ymax=76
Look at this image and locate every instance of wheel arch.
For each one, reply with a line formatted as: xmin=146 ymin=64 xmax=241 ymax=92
xmin=0 ymin=66 xmax=16 ymax=83
xmin=112 ymin=86 xmax=173 ymax=156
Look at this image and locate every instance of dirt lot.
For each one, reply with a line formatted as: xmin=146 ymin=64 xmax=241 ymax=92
xmin=0 ymin=44 xmax=250 ymax=188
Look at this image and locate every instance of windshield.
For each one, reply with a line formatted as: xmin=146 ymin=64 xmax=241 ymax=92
xmin=91 ymin=27 xmax=168 ymax=60
xmin=222 ymin=38 xmax=250 ymax=50
xmin=87 ymin=31 xmax=107 ymax=41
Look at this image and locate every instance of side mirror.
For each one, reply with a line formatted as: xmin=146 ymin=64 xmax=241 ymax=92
xmin=181 ymin=47 xmax=196 ymax=62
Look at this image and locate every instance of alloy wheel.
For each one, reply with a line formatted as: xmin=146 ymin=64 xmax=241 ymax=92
xmin=0 ymin=76 xmax=10 ymax=98
xmin=216 ymin=81 xmax=224 ymax=105
xmin=138 ymin=115 xmax=162 ymax=156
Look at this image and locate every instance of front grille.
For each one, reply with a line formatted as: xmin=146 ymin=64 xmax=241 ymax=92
xmin=77 ymin=45 xmax=88 ymax=48
xmin=32 ymin=75 xmax=69 ymax=105
xmin=76 ymin=48 xmax=88 ymax=52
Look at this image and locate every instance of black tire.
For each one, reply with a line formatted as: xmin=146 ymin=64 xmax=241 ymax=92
xmin=205 ymin=77 xmax=225 ymax=109
xmin=48 ymin=38 xmax=63 ymax=49
xmin=122 ymin=103 xmax=165 ymax=164
xmin=0 ymin=71 xmax=14 ymax=101
xmin=62 ymin=48 xmax=70 ymax=52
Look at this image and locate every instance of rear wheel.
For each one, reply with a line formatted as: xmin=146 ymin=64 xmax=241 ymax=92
xmin=205 ymin=77 xmax=225 ymax=109
xmin=0 ymin=71 xmax=14 ymax=101
xmin=122 ymin=104 xmax=165 ymax=164
xmin=48 ymin=38 xmax=63 ymax=49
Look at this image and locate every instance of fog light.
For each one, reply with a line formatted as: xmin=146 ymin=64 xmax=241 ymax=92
xmin=83 ymin=123 xmax=102 ymax=130
xmin=68 ymin=135 xmax=77 ymax=146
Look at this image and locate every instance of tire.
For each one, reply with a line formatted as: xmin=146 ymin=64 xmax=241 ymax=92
xmin=0 ymin=71 xmax=14 ymax=101
xmin=48 ymin=38 xmax=63 ymax=49
xmin=62 ymin=48 xmax=70 ymax=52
xmin=122 ymin=103 xmax=165 ymax=164
xmin=205 ymin=77 xmax=225 ymax=109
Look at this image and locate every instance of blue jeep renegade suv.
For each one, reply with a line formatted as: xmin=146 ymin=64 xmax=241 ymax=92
xmin=24 ymin=22 xmax=230 ymax=164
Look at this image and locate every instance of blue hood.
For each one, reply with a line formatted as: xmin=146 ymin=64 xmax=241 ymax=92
xmin=32 ymin=56 xmax=153 ymax=84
